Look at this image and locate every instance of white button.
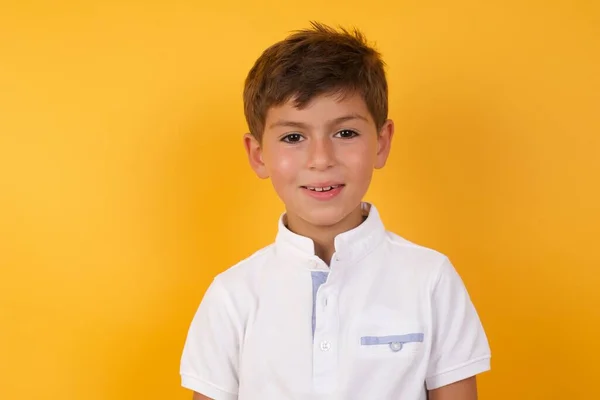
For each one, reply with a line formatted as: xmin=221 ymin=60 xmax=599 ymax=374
xmin=310 ymin=260 xmax=318 ymax=267
xmin=390 ymin=342 xmax=403 ymax=352
xmin=320 ymin=341 xmax=331 ymax=351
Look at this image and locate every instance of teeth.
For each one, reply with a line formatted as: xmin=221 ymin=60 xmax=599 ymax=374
xmin=307 ymin=185 xmax=339 ymax=192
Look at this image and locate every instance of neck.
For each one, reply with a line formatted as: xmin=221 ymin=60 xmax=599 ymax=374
xmin=285 ymin=204 xmax=365 ymax=265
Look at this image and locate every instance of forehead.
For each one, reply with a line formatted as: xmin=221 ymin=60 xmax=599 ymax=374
xmin=265 ymin=92 xmax=373 ymax=127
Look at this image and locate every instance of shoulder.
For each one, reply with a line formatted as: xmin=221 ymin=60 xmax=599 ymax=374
xmin=381 ymin=231 xmax=479 ymax=310
xmin=382 ymin=230 xmax=450 ymax=280
xmin=213 ymin=243 xmax=275 ymax=284
xmin=208 ymin=242 xmax=277 ymax=302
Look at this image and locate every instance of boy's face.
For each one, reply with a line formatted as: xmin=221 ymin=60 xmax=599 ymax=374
xmin=244 ymin=92 xmax=393 ymax=230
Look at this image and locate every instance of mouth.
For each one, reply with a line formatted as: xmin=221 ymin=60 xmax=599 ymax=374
xmin=300 ymin=184 xmax=345 ymax=192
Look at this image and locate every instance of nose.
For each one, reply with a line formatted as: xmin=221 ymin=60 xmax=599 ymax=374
xmin=307 ymin=136 xmax=335 ymax=170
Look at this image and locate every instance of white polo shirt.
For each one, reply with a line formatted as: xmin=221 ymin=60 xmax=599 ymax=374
xmin=180 ymin=203 xmax=491 ymax=400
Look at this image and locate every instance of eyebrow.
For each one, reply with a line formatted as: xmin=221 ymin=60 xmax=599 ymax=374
xmin=268 ymin=113 xmax=369 ymax=130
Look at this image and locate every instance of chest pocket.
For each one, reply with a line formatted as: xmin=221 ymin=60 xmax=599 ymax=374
xmin=353 ymin=307 xmax=426 ymax=360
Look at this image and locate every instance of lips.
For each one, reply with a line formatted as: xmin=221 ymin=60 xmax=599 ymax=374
xmin=302 ymin=184 xmax=344 ymax=192
xmin=300 ymin=183 xmax=345 ymax=200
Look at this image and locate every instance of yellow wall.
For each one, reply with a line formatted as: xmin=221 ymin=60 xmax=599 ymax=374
xmin=1 ymin=1 xmax=598 ymax=399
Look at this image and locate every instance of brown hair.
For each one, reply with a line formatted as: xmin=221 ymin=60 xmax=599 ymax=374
xmin=243 ymin=22 xmax=388 ymax=142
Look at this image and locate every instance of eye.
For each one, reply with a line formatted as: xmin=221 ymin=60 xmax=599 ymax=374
xmin=281 ymin=133 xmax=305 ymax=143
xmin=335 ymin=129 xmax=359 ymax=139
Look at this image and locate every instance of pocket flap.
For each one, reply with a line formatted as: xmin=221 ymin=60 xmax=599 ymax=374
xmin=360 ymin=333 xmax=424 ymax=346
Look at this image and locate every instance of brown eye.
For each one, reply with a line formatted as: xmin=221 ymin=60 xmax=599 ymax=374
xmin=335 ymin=129 xmax=359 ymax=139
xmin=281 ymin=133 xmax=304 ymax=143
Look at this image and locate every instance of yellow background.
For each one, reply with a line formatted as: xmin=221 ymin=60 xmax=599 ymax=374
xmin=1 ymin=1 xmax=599 ymax=399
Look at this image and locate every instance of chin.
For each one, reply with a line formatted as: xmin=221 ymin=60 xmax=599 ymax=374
xmin=298 ymin=205 xmax=354 ymax=228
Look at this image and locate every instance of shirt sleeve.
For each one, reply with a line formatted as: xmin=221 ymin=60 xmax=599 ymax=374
xmin=425 ymin=257 xmax=491 ymax=390
xmin=180 ymin=277 xmax=240 ymax=400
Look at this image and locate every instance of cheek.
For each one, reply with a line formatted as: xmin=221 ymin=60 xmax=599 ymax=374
xmin=266 ymin=150 xmax=301 ymax=185
xmin=342 ymin=146 xmax=376 ymax=176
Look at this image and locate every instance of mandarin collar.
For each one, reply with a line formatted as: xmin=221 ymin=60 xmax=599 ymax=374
xmin=274 ymin=202 xmax=386 ymax=266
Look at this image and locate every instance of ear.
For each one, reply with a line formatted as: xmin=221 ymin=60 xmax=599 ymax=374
xmin=374 ymin=119 xmax=394 ymax=169
xmin=243 ymin=133 xmax=269 ymax=179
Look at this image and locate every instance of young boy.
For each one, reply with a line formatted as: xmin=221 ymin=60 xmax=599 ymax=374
xmin=180 ymin=22 xmax=491 ymax=400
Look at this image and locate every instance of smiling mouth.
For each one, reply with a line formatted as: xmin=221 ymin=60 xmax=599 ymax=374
xmin=301 ymin=184 xmax=345 ymax=192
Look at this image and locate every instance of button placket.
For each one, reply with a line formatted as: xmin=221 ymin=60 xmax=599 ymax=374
xmin=312 ymin=285 xmax=339 ymax=393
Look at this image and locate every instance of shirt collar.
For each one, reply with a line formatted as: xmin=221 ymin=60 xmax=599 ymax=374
xmin=274 ymin=202 xmax=386 ymax=267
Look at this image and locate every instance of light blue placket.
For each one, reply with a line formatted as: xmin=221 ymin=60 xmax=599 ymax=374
xmin=310 ymin=256 xmax=341 ymax=394
xmin=311 ymin=271 xmax=329 ymax=338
